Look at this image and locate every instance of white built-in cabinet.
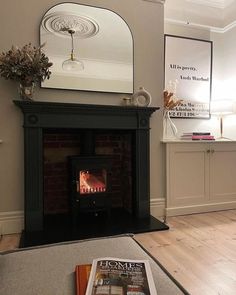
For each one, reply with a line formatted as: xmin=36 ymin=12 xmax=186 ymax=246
xmin=164 ymin=141 xmax=236 ymax=217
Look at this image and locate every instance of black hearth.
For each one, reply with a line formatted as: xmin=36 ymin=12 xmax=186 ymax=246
xmin=14 ymin=100 xmax=168 ymax=247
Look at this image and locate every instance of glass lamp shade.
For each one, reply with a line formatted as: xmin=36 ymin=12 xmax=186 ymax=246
xmin=62 ymin=56 xmax=84 ymax=71
xmin=211 ymin=99 xmax=234 ymax=140
xmin=62 ymin=29 xmax=84 ymax=72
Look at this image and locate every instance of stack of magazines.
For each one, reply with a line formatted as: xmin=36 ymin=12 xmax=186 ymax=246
xmin=180 ymin=132 xmax=215 ymax=141
xmin=75 ymin=257 xmax=157 ymax=295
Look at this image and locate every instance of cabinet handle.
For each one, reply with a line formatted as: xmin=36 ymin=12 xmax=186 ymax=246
xmin=206 ymin=149 xmax=210 ymax=153
xmin=211 ymin=149 xmax=215 ymax=153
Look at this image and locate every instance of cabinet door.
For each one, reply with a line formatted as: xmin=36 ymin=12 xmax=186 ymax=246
xmin=210 ymin=143 xmax=236 ymax=201
xmin=167 ymin=143 xmax=209 ymax=208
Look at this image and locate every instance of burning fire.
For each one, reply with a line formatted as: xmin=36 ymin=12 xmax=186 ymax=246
xmin=78 ymin=170 xmax=106 ymax=194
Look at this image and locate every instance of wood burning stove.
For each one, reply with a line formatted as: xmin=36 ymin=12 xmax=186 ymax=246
xmin=68 ymin=155 xmax=112 ymax=224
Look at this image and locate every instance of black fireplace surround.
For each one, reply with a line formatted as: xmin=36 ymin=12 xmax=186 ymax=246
xmin=14 ymin=100 xmax=168 ymax=245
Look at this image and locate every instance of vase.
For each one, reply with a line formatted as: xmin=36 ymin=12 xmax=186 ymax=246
xmin=18 ymin=82 xmax=35 ymax=100
xmin=132 ymin=87 xmax=152 ymax=106
xmin=163 ymin=110 xmax=178 ymax=140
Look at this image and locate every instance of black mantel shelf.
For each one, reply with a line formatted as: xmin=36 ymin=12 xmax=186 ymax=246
xmin=14 ymin=100 xmax=167 ymax=245
xmin=14 ymin=100 xmax=159 ymax=130
xmin=14 ymin=100 xmax=159 ymax=113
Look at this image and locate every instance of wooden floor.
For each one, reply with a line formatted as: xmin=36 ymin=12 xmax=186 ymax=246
xmin=0 ymin=233 xmax=21 ymax=252
xmin=136 ymin=210 xmax=236 ymax=295
xmin=1 ymin=210 xmax=236 ymax=294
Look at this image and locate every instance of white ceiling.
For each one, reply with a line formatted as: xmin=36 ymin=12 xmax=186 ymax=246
xmin=40 ymin=3 xmax=133 ymax=63
xmin=186 ymin=0 xmax=234 ymax=9
xmin=164 ymin=0 xmax=236 ymax=29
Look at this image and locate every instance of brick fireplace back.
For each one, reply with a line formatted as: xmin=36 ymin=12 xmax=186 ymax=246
xmin=43 ymin=130 xmax=133 ymax=218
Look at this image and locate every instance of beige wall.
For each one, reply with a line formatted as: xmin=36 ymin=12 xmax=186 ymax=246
xmin=0 ymin=0 xmax=165 ymax=232
xmin=165 ymin=22 xmax=211 ymax=40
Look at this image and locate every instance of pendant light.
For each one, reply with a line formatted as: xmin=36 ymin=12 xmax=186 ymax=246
xmin=62 ymin=29 xmax=84 ymax=71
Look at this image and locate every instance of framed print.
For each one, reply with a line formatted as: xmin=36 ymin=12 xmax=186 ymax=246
xmin=164 ymin=35 xmax=212 ymax=119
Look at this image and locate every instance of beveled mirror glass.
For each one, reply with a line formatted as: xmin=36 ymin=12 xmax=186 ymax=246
xmin=40 ymin=3 xmax=133 ymax=93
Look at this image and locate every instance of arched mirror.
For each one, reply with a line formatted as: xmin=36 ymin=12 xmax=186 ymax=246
xmin=40 ymin=3 xmax=133 ymax=93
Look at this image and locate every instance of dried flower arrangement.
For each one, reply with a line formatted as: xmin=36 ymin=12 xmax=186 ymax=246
xmin=163 ymin=90 xmax=183 ymax=110
xmin=163 ymin=81 xmax=183 ymax=139
xmin=0 ymin=43 xmax=52 ymax=87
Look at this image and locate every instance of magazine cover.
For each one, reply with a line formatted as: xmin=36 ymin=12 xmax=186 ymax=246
xmin=85 ymin=257 xmax=157 ymax=295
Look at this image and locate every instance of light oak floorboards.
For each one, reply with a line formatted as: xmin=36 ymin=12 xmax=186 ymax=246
xmin=1 ymin=211 xmax=236 ymax=294
xmin=135 ymin=210 xmax=236 ymax=295
xmin=0 ymin=233 xmax=21 ymax=252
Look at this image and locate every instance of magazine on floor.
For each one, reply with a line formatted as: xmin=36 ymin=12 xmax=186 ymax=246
xmin=84 ymin=257 xmax=157 ymax=295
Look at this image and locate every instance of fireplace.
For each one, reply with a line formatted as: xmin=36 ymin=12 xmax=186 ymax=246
xmin=14 ymin=100 xmax=168 ymax=246
xmin=71 ymin=157 xmax=109 ymax=195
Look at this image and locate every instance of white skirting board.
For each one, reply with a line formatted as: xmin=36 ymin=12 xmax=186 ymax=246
xmin=0 ymin=199 xmax=166 ymax=235
xmin=150 ymin=197 xmax=166 ymax=219
xmin=0 ymin=211 xmax=24 ymax=235
xmin=166 ymin=201 xmax=236 ymax=217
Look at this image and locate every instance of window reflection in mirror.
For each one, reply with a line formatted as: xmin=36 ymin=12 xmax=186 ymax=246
xmin=40 ymin=3 xmax=133 ymax=93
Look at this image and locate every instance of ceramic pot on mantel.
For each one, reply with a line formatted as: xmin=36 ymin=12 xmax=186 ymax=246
xmin=18 ymin=82 xmax=35 ymax=100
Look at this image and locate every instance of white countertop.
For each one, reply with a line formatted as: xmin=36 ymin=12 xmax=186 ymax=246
xmin=162 ymin=138 xmax=236 ymax=143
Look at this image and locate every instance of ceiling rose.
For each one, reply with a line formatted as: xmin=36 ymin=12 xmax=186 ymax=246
xmin=42 ymin=12 xmax=99 ymax=38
